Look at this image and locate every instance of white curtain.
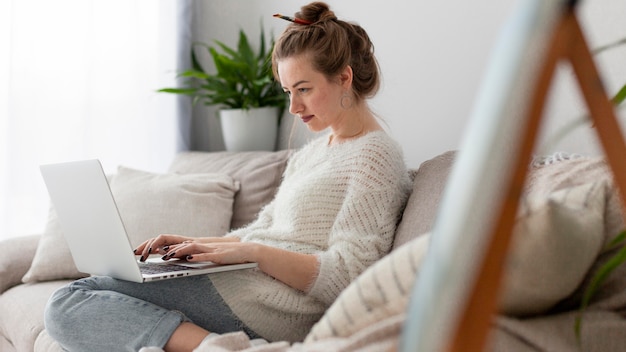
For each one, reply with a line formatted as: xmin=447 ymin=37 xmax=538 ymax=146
xmin=0 ymin=0 xmax=187 ymax=239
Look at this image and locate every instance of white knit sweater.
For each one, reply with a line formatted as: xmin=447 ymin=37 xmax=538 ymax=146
xmin=208 ymin=131 xmax=412 ymax=342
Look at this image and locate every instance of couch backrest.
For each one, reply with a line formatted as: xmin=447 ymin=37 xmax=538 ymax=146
xmin=169 ymin=150 xmax=626 ymax=315
xmin=169 ymin=150 xmax=291 ymax=230
xmin=393 ymin=151 xmax=456 ymax=250
xmin=168 ymin=150 xmax=458 ymax=250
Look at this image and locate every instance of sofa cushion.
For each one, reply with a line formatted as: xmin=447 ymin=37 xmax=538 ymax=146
xmin=0 ymin=234 xmax=40 ymax=293
xmin=168 ymin=150 xmax=291 ymax=230
xmin=34 ymin=330 xmax=63 ymax=352
xmin=0 ymin=335 xmax=15 ymax=352
xmin=22 ymin=167 xmax=239 ymax=283
xmin=523 ymin=155 xmax=626 ymax=312
xmin=393 ymin=151 xmax=456 ymax=249
xmin=499 ymin=181 xmax=606 ymax=316
xmin=0 ymin=280 xmax=71 ymax=352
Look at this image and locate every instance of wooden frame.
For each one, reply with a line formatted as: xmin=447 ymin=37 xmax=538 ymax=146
xmin=401 ymin=1 xmax=626 ymax=351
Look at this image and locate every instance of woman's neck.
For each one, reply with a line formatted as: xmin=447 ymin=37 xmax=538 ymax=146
xmin=329 ymin=105 xmax=382 ymax=145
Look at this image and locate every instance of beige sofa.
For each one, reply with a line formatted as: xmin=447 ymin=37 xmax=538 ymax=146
xmin=2 ymin=150 xmax=626 ymax=351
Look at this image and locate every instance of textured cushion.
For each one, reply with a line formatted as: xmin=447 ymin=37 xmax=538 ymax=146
xmin=168 ymin=150 xmax=291 ymax=229
xmin=0 ymin=234 xmax=40 ymax=293
xmin=527 ymin=155 xmax=625 ymax=247
xmin=499 ymin=181 xmax=606 ymax=316
xmin=393 ymin=151 xmax=455 ymax=249
xmin=523 ymin=156 xmax=626 ymax=312
xmin=22 ymin=167 xmax=239 ymax=283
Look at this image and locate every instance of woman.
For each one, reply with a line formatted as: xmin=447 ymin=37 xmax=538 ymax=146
xmin=44 ymin=2 xmax=412 ymax=351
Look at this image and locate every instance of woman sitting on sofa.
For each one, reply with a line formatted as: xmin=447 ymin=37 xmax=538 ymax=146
xmin=44 ymin=2 xmax=412 ymax=351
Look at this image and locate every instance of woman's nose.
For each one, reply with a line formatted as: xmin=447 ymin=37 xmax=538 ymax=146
xmin=289 ymin=96 xmax=302 ymax=115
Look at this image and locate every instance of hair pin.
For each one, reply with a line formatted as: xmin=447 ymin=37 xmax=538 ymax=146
xmin=273 ymin=13 xmax=312 ymax=25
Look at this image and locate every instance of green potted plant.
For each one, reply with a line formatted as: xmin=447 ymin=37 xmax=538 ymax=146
xmin=159 ymin=25 xmax=286 ymax=151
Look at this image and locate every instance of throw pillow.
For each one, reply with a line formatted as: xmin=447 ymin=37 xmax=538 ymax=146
xmin=0 ymin=234 xmax=40 ymax=292
xmin=306 ymin=181 xmax=606 ymax=341
xmin=168 ymin=150 xmax=291 ymax=230
xmin=22 ymin=167 xmax=239 ymax=283
xmin=524 ymin=155 xmax=626 ymax=311
xmin=499 ymin=181 xmax=606 ymax=316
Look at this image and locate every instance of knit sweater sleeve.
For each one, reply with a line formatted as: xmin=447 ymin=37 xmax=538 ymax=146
xmin=307 ymin=137 xmax=411 ymax=305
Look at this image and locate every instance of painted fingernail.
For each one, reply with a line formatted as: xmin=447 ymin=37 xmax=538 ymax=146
xmin=133 ymin=248 xmax=138 ymax=254
xmin=186 ymin=255 xmax=193 ymax=260
xmin=148 ymin=247 xmax=152 ymax=254
xmin=168 ymin=252 xmax=176 ymax=258
xmin=140 ymin=256 xmax=145 ymax=262
xmin=161 ymin=255 xmax=168 ymax=260
xmin=163 ymin=245 xmax=170 ymax=251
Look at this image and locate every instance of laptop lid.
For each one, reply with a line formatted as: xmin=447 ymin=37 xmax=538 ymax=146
xmin=40 ymin=159 xmax=144 ymax=282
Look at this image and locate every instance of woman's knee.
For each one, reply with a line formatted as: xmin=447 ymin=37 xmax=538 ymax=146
xmin=44 ymin=284 xmax=74 ymax=340
xmin=44 ymin=279 xmax=95 ymax=338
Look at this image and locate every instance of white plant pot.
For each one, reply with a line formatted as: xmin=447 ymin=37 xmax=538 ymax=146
xmin=219 ymin=107 xmax=279 ymax=152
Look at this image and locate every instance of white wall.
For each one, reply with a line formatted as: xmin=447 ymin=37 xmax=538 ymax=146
xmin=190 ymin=0 xmax=626 ymax=169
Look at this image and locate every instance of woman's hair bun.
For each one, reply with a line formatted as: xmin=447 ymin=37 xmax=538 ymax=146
xmin=273 ymin=1 xmax=380 ymax=101
xmin=295 ymin=2 xmax=337 ymax=24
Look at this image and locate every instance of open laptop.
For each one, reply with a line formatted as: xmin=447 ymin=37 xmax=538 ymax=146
xmin=39 ymin=159 xmax=257 ymax=283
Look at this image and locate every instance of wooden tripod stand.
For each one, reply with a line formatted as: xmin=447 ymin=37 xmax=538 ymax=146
xmin=449 ymin=3 xmax=626 ymax=352
xmin=400 ymin=1 xmax=626 ymax=351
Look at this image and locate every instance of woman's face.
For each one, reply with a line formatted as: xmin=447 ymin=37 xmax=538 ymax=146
xmin=277 ymin=55 xmax=347 ymax=133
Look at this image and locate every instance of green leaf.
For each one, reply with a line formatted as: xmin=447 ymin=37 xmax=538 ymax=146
xmin=213 ymin=39 xmax=239 ymax=60
xmin=190 ymin=42 xmax=211 ymax=73
xmin=575 ymin=230 xmax=626 ymax=343
xmin=605 ymin=230 xmax=626 ymax=251
xmin=156 ymin=88 xmax=197 ymax=95
xmin=611 ymin=83 xmax=626 ymax=106
xmin=178 ymin=69 xmax=209 ymax=80
xmin=237 ymin=30 xmax=255 ymax=65
xmin=258 ymin=26 xmax=267 ymax=63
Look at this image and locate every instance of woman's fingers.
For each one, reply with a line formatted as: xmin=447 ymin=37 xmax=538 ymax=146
xmin=161 ymin=242 xmax=203 ymax=261
xmin=134 ymin=234 xmax=189 ymax=262
xmin=161 ymin=242 xmax=254 ymax=265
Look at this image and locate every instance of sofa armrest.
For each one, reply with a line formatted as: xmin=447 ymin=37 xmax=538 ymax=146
xmin=0 ymin=234 xmax=40 ymax=293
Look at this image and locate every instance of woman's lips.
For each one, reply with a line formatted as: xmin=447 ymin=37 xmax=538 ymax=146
xmin=301 ymin=115 xmax=313 ymax=123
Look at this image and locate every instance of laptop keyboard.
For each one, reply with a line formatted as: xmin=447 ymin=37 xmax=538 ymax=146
xmin=138 ymin=262 xmax=188 ymax=275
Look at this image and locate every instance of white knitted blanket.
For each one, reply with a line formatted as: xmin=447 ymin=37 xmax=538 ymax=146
xmin=139 ymin=313 xmax=404 ymax=352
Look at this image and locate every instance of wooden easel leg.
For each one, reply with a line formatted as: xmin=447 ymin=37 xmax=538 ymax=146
xmin=566 ymin=14 xmax=626 ymax=207
xmin=446 ymin=7 xmax=624 ymax=352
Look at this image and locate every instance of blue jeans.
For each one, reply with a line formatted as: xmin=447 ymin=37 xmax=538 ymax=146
xmin=44 ymin=275 xmax=260 ymax=352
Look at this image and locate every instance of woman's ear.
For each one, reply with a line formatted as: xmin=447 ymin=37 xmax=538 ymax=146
xmin=339 ymin=65 xmax=353 ymax=89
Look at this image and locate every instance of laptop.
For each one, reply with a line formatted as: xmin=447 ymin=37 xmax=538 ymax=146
xmin=39 ymin=159 xmax=257 ymax=283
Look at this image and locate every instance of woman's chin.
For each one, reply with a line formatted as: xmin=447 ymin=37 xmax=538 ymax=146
xmin=304 ymin=122 xmax=326 ymax=133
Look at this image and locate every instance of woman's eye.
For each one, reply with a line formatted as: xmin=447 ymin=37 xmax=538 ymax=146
xmin=298 ymin=88 xmax=309 ymax=94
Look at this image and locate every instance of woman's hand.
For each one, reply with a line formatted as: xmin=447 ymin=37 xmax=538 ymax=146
xmin=134 ymin=235 xmax=240 ymax=262
xmin=161 ymin=241 xmax=255 ymax=265
xmin=134 ymin=234 xmax=193 ymax=262
xmin=163 ymin=241 xmax=319 ymax=292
